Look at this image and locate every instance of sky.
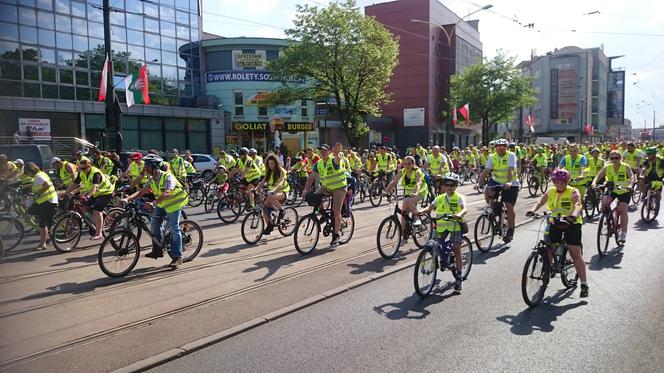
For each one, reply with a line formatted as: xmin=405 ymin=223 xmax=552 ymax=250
xmin=201 ymin=0 xmax=664 ymax=130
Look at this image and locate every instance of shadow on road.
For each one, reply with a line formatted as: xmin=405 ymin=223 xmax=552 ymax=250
xmin=496 ymin=289 xmax=587 ymax=335
xmin=200 ymin=241 xmax=267 ymax=258
xmin=242 ymin=247 xmax=332 ymax=282
xmin=49 ymin=251 xmax=99 ymax=267
xmin=0 ymin=248 xmax=61 ymax=264
xmin=347 ymin=255 xmax=407 ymax=275
xmin=373 ymin=283 xmax=457 ymax=320
xmin=588 ymin=250 xmax=624 ymax=271
xmin=632 ymin=220 xmax=661 ymax=231
xmin=472 ymin=244 xmax=511 ymax=265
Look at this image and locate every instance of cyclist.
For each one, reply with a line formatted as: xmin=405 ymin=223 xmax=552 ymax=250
xmin=122 ymin=152 xmax=145 ymax=187
xmin=425 ymin=146 xmax=451 ymax=193
xmin=639 ymin=147 xmax=664 ymax=203
xmin=51 ymin=157 xmax=78 ymax=189
xmin=122 ymin=154 xmax=188 ymax=267
xmin=419 ymin=172 xmax=467 ymax=292
xmin=477 ymin=138 xmax=519 ymax=243
xmin=592 ymin=150 xmax=634 ymax=244
xmin=0 ymin=154 xmax=20 ymax=181
xmin=532 ymin=147 xmax=549 ymax=183
xmin=303 ymin=144 xmax=347 ymax=246
xmin=584 ymin=148 xmax=605 ymax=185
xmin=526 ymin=168 xmax=589 ymax=298
xmin=211 ymin=164 xmax=230 ymax=195
xmin=24 ymin=162 xmax=58 ymax=251
xmin=14 ymin=159 xmax=34 ymax=187
xmin=559 ymin=144 xmax=587 ymax=202
xmin=92 ymin=149 xmax=114 ymax=176
xmin=218 ymin=150 xmax=236 ymax=170
xmin=256 ymin=154 xmax=290 ymax=235
xmin=623 ymin=142 xmax=643 ymax=174
xmin=376 ymin=146 xmax=393 ymax=183
xmin=385 ymin=155 xmax=428 ymax=233
xmin=64 ymin=157 xmax=114 ymax=240
xmin=231 ymin=147 xmax=262 ymax=209
xmin=249 ymin=148 xmax=265 ymax=176
xmin=169 ymin=149 xmax=188 ymax=180
xmin=183 ymin=157 xmax=197 ymax=182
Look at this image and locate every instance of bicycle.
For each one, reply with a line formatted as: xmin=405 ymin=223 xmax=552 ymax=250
xmin=356 ymin=172 xmax=370 ymax=204
xmin=203 ymin=181 xmax=221 ymax=213
xmin=376 ymin=197 xmax=433 ymax=259
xmin=473 ymin=185 xmax=509 ymax=252
xmin=50 ymin=195 xmax=123 ymax=253
xmin=596 ymin=184 xmax=627 ymax=257
xmin=98 ymin=202 xmax=203 ymax=278
xmin=368 ymin=172 xmax=396 ymax=207
xmin=521 ymin=212 xmax=580 ymax=307
xmin=640 ymin=180 xmax=661 ymax=224
xmin=185 ymin=177 xmax=206 ymax=208
xmin=0 ymin=215 xmax=24 ymax=256
xmin=216 ymin=179 xmax=248 ymax=224
xmin=293 ymin=193 xmax=355 ymax=255
xmin=241 ymin=190 xmax=298 ymax=245
xmin=527 ymin=168 xmax=549 ymax=197
xmin=285 ymin=172 xmax=306 ymax=207
xmin=583 ymin=181 xmax=602 ymax=219
xmin=413 ymin=215 xmax=473 ymax=298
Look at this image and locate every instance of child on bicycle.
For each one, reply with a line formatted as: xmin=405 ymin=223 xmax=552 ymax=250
xmin=526 ymin=168 xmax=589 ymax=298
xmin=420 ymin=172 xmax=467 ymax=292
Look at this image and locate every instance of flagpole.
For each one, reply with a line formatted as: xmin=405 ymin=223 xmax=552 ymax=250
xmin=103 ymin=0 xmax=122 ymax=153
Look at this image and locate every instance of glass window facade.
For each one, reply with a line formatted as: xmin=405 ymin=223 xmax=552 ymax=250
xmin=0 ymin=0 xmax=202 ymax=106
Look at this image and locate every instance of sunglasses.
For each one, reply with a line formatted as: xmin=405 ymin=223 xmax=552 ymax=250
xmin=610 ymin=157 xmax=620 ymax=160
xmin=443 ymin=183 xmax=456 ymax=187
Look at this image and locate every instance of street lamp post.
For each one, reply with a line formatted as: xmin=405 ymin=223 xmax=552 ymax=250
xmin=640 ymin=101 xmax=656 ymax=141
xmin=412 ymin=4 xmax=492 ymax=150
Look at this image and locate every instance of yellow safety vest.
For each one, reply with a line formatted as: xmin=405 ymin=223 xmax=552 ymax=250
xmin=317 ymin=158 xmax=347 ymax=190
xmin=184 ymin=160 xmax=196 ymax=175
xmin=585 ymin=158 xmax=604 ymax=178
xmin=428 ymin=154 xmax=448 ymax=175
xmin=546 ymin=186 xmax=582 ymax=224
xmin=150 ymin=171 xmax=189 ymax=213
xmin=170 ymin=156 xmax=187 ymax=178
xmin=239 ymin=158 xmax=261 ymax=181
xmin=376 ymin=153 xmax=391 ymax=172
xmin=623 ymin=151 xmax=639 ymax=169
xmin=267 ymin=168 xmax=290 ymax=193
xmin=219 ymin=155 xmax=236 ymax=169
xmin=434 ymin=192 xmax=464 ymax=233
xmin=59 ymin=161 xmax=76 ymax=186
xmin=644 ymin=156 xmax=664 ymax=179
xmin=32 ymin=171 xmax=57 ymax=205
xmin=605 ymin=162 xmax=630 ymax=195
xmin=80 ymin=166 xmax=114 ymax=197
xmin=401 ymin=168 xmax=428 ymax=198
xmin=490 ymin=152 xmax=514 ymax=184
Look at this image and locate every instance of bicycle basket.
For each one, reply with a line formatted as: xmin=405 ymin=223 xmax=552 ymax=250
xmin=305 ymin=192 xmax=323 ymax=207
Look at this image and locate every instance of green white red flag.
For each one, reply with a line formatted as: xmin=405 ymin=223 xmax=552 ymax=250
xmin=124 ymin=65 xmax=150 ymax=107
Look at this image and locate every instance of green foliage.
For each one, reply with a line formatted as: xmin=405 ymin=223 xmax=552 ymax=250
xmin=451 ymin=52 xmax=536 ymax=144
xmin=268 ymin=0 xmax=399 ymax=146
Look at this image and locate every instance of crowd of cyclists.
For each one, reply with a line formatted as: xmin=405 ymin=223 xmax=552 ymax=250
xmin=1 ymin=138 xmax=663 ymax=300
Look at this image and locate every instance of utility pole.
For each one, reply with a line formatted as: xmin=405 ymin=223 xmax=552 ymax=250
xmin=654 ymin=108 xmax=657 ymax=141
xmin=579 ymin=99 xmax=584 ymax=143
xmin=103 ymin=0 xmax=122 ymax=153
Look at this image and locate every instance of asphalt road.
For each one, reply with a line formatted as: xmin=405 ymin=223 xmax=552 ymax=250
xmin=154 ymin=208 xmax=664 ymax=373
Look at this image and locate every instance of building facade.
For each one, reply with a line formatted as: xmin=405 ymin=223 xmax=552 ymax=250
xmin=202 ymin=37 xmax=317 ymax=154
xmin=516 ymin=46 xmax=610 ymax=143
xmin=365 ymin=0 xmax=483 ymax=149
xmin=0 ymin=0 xmax=219 ymax=154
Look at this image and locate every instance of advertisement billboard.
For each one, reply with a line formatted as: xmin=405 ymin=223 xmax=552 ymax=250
xmin=607 ymin=70 xmax=625 ymax=121
xmin=18 ymin=118 xmax=51 ymax=140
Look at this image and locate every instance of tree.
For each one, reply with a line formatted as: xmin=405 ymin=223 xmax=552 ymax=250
xmin=451 ymin=52 xmax=536 ymax=145
xmin=268 ymin=0 xmax=399 ymax=146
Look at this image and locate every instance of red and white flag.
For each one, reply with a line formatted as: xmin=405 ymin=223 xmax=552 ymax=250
xmin=584 ymin=123 xmax=593 ymax=135
xmin=526 ymin=115 xmax=535 ymax=133
xmin=459 ymin=103 xmax=470 ymax=122
xmin=452 ymin=104 xmax=458 ymax=125
xmin=98 ymin=54 xmax=110 ymax=101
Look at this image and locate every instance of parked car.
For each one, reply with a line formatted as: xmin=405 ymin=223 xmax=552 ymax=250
xmin=191 ymin=154 xmax=217 ymax=180
xmin=0 ymin=144 xmax=54 ymax=170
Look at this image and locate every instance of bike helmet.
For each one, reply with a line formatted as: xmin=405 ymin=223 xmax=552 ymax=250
xmin=509 ymin=142 xmax=516 ymax=147
xmin=646 ymin=146 xmax=658 ymax=155
xmin=442 ymin=172 xmax=461 ymax=184
xmin=536 ymin=147 xmax=544 ymax=153
xmin=216 ymin=165 xmax=226 ymax=172
xmin=14 ymin=158 xmax=24 ymax=165
xmin=495 ymin=138 xmax=508 ymax=146
xmin=550 ymin=168 xmax=570 ymax=183
xmin=239 ymin=147 xmax=249 ymax=155
xmin=143 ymin=154 xmax=163 ymax=169
xmin=51 ymin=157 xmax=62 ymax=164
xmin=590 ymin=147 xmax=600 ymax=154
xmin=249 ymin=148 xmax=257 ymax=154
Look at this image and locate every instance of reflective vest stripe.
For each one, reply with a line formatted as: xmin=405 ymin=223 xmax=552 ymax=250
xmin=317 ymin=159 xmax=347 ymax=190
xmin=151 ymin=172 xmax=188 ymax=213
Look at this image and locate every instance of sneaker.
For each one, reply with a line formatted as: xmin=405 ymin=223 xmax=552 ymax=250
xmin=169 ymin=257 xmax=183 ymax=269
xmin=35 ymin=245 xmax=46 ymax=251
xmin=503 ymin=228 xmax=514 ymax=243
xmin=454 ymin=279 xmax=463 ymax=292
xmin=262 ymin=224 xmax=274 ymax=235
xmin=618 ymin=231 xmax=626 ymax=243
xmin=413 ymin=219 xmax=422 ymax=226
xmin=580 ymin=283 xmax=589 ymax=298
xmin=330 ymin=233 xmax=340 ymax=246
xmin=145 ymin=251 xmax=164 ymax=259
xmin=90 ymin=234 xmax=103 ymax=241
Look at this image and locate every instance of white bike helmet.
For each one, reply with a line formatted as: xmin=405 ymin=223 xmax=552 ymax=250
xmin=442 ymin=172 xmax=460 ymax=184
xmin=494 ymin=138 xmax=509 ymax=146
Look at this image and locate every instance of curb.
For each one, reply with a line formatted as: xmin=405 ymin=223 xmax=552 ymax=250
xmin=110 ymin=217 xmax=538 ymax=372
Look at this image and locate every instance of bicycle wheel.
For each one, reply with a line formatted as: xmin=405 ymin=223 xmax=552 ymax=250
xmin=527 ymin=176 xmax=539 ymax=197
xmin=376 ymin=216 xmax=402 ymax=259
xmin=521 ymin=249 xmax=549 ymax=307
xmin=51 ymin=212 xmax=82 ymax=253
xmin=98 ymin=229 xmax=141 ymax=278
xmin=104 ymin=208 xmax=125 ymax=237
xmin=539 ymin=177 xmax=548 ymax=194
xmin=286 ymin=186 xmax=298 ymax=206
xmin=359 ymin=182 xmax=366 ymax=203
xmin=583 ymin=191 xmax=596 ymax=219
xmin=641 ymin=196 xmax=660 ymax=223
xmin=294 ymin=214 xmax=320 ymax=255
xmin=277 ymin=207 xmax=299 ymax=236
xmin=241 ymin=210 xmax=264 ymax=245
xmin=469 ymin=170 xmax=478 ymax=184
xmin=413 ymin=215 xmax=433 ymax=248
xmin=180 ymin=220 xmax=203 ymax=262
xmin=204 ymin=193 xmax=217 ymax=213
xmin=339 ymin=211 xmax=355 ymax=245
xmin=217 ymin=194 xmax=242 ymax=223
xmin=187 ymin=185 xmax=205 ymax=207
xmin=369 ymin=183 xmax=383 ymax=207
xmin=560 ymin=246 xmax=579 ymax=289
xmin=0 ymin=216 xmax=24 ymax=252
xmin=15 ymin=204 xmax=37 ymax=233
xmin=414 ymin=245 xmax=438 ymax=298
xmin=473 ymin=214 xmax=495 ymax=252
xmin=631 ymin=183 xmax=641 ymax=205
xmin=596 ymin=213 xmax=612 ymax=257
xmin=457 ymin=236 xmax=473 ymax=280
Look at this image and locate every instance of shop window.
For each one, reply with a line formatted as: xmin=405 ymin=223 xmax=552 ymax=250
xmin=258 ymin=91 xmax=268 ymax=117
xmin=234 ymin=91 xmax=244 ymax=117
